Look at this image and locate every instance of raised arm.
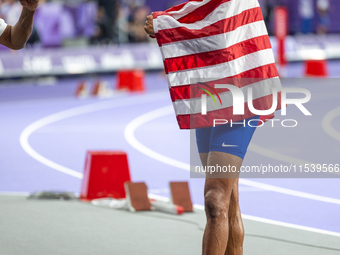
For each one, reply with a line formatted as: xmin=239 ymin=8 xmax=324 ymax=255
xmin=0 ymin=0 xmax=39 ymax=50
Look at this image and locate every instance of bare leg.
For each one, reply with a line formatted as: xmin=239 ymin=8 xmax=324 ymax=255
xmin=225 ymin=178 xmax=244 ymax=255
xmin=201 ymin=151 xmax=243 ymax=255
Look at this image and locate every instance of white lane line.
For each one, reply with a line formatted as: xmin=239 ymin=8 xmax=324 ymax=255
xmin=247 ymin=107 xmax=340 ymax=176
xmin=124 ymin=106 xmax=190 ymax=171
xmin=149 ymin=194 xmax=340 ymax=237
xmin=126 ymin=105 xmax=340 ymax=237
xmin=124 ymin=105 xmax=340 ymax=205
xmin=148 ymin=189 xmax=170 ymax=194
xmin=240 ymin=179 xmax=340 ymax=205
xmin=1 ymin=191 xmax=339 ymax=237
xmin=248 ymin=137 xmax=340 ymax=178
xmin=0 ymin=192 xmax=30 ymax=196
xmin=18 ymin=94 xmax=340 ymax=237
xmin=248 ymin=143 xmax=313 ymax=166
xmin=19 ymin=91 xmax=169 ymax=179
xmin=242 ymin=214 xmax=340 ymax=237
xmin=247 ymin=106 xmax=340 ymax=174
xmin=322 ymin=106 xmax=340 ymax=142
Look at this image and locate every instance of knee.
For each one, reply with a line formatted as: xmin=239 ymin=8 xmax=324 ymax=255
xmin=204 ymin=189 xmax=228 ymax=221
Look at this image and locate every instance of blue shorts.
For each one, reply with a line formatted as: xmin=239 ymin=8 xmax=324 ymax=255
xmin=195 ymin=116 xmax=260 ymax=160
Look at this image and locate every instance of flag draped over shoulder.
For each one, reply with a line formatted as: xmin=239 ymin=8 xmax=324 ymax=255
xmin=153 ymin=0 xmax=282 ymax=129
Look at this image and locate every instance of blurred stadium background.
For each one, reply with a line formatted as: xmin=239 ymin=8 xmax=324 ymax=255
xmin=1 ymin=0 xmax=340 ymax=255
xmin=0 ymin=0 xmax=339 ymax=78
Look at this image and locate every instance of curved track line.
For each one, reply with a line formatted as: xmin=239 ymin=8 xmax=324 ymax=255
xmin=19 ymin=91 xmax=169 ymax=179
xmin=125 ymin=106 xmax=340 ymax=236
xmin=239 ymin=179 xmax=340 ymax=204
xmin=124 ymin=106 xmax=340 ymax=206
xmin=0 ymin=191 xmax=339 ymax=237
xmin=322 ymin=106 xmax=340 ymax=142
xmin=17 ymin=93 xmax=340 ymax=237
xmin=248 ymin=143 xmax=313 ymax=166
xmin=124 ymin=106 xmax=190 ymax=171
xmin=148 ymin=194 xmax=340 ymax=237
xmin=248 ymin=117 xmax=340 ymax=177
xmin=242 ymin=214 xmax=340 ymax=237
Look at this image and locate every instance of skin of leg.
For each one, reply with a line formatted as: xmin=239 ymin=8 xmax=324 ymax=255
xmin=225 ymin=178 xmax=244 ymax=255
xmin=200 ymin=151 xmax=243 ymax=255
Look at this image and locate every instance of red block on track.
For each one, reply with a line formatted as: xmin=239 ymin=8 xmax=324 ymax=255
xmin=116 ymin=70 xmax=145 ymax=92
xmin=305 ymin=59 xmax=328 ymax=77
xmin=80 ymin=151 xmax=131 ymax=201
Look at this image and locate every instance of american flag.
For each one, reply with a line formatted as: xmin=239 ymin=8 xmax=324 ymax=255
xmin=153 ymin=0 xmax=282 ymax=129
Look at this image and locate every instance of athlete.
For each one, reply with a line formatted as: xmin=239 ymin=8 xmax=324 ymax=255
xmin=0 ymin=0 xmax=39 ymax=50
xmin=145 ymin=13 xmax=259 ymax=255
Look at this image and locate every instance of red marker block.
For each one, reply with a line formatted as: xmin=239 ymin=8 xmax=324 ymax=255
xmin=305 ymin=60 xmax=328 ymax=77
xmin=116 ymin=70 xmax=145 ymax=92
xmin=170 ymin=182 xmax=193 ymax=212
xmin=80 ymin=151 xmax=131 ymax=201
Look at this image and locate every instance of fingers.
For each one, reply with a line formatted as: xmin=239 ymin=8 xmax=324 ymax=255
xmin=146 ymin=15 xmax=153 ymax=24
xmin=144 ymin=13 xmax=155 ymax=37
xmin=144 ymin=17 xmax=152 ymax=30
xmin=144 ymin=20 xmax=152 ymax=27
xmin=23 ymin=0 xmax=39 ymax=4
xmin=144 ymin=23 xmax=151 ymax=34
xmin=20 ymin=0 xmax=39 ymax=11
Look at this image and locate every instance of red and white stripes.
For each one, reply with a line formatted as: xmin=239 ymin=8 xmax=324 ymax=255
xmin=153 ymin=0 xmax=282 ymax=129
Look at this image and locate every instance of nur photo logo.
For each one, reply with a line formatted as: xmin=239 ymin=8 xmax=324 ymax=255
xmin=197 ymin=82 xmax=312 ymax=127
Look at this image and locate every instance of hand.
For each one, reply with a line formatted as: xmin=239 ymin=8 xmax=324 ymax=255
xmin=144 ymin=14 xmax=155 ymax=37
xmin=20 ymin=0 xmax=39 ymax=12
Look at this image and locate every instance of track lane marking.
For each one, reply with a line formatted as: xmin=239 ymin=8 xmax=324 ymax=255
xmin=18 ymin=94 xmax=340 ymax=237
xmin=124 ymin=105 xmax=340 ymax=236
xmin=19 ymin=91 xmax=169 ymax=178
xmin=124 ymin=105 xmax=340 ymax=205
xmin=322 ymin=106 xmax=340 ymax=142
